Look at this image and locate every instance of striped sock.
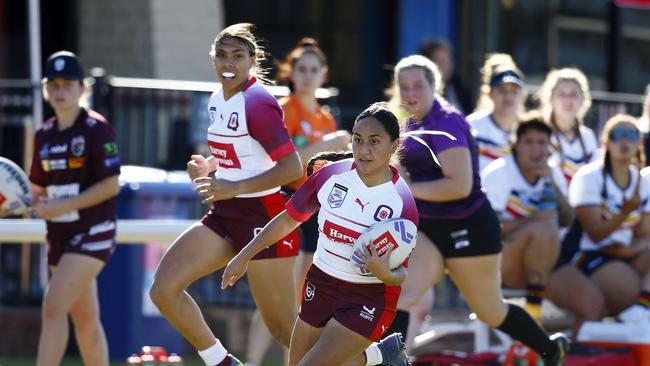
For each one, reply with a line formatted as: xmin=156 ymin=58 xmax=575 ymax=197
xmin=637 ymin=291 xmax=650 ymax=309
xmin=525 ymin=284 xmax=545 ymax=320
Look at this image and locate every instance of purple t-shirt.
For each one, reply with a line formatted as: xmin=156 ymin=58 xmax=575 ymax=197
xmin=399 ymin=100 xmax=486 ymax=219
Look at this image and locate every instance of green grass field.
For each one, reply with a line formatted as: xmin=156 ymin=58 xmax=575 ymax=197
xmin=0 ymin=357 xmax=283 ymax=366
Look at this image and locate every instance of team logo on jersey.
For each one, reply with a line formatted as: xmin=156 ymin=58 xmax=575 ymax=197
xmin=85 ymin=118 xmax=97 ymax=127
xmin=209 ymin=106 xmax=216 ymax=122
xmin=304 ymin=282 xmax=316 ymax=301
xmin=227 ymin=112 xmax=239 ymax=131
xmin=323 ymin=220 xmax=360 ymax=245
xmin=373 ymin=205 xmax=394 ymax=221
xmin=71 ymin=136 xmax=85 ymax=157
xmin=327 ymin=183 xmax=348 ymax=208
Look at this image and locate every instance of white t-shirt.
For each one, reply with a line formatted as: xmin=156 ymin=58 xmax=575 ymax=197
xmin=548 ymin=125 xmax=599 ymax=183
xmin=481 ymin=156 xmax=567 ymax=220
xmin=467 ymin=111 xmax=513 ymax=173
xmin=569 ymin=161 xmax=650 ymax=251
xmin=286 ymin=159 xmax=419 ymax=284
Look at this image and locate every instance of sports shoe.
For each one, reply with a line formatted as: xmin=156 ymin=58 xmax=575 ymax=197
xmin=220 ymin=354 xmax=244 ymax=366
xmin=543 ymin=333 xmax=570 ymax=366
xmin=377 ymin=332 xmax=411 ymax=366
xmin=618 ymin=304 xmax=650 ymax=324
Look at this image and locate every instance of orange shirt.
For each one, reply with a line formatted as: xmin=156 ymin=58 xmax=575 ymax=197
xmin=281 ymin=95 xmax=337 ymax=190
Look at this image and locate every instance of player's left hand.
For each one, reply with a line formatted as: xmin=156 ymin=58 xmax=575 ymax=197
xmin=193 ymin=177 xmax=240 ymax=204
xmin=352 ymin=241 xmax=392 ymax=280
xmin=221 ymin=254 xmax=249 ymax=289
xmin=32 ymin=198 xmax=70 ymax=220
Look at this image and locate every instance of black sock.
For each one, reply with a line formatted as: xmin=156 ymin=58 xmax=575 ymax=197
xmin=385 ymin=309 xmax=410 ymax=339
xmin=497 ymin=304 xmax=558 ymax=359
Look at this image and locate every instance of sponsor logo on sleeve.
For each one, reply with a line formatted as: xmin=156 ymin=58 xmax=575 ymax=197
xmin=85 ymin=118 xmax=97 ymax=127
xmin=373 ymin=205 xmax=394 ymax=221
xmin=327 ymin=183 xmax=348 ymax=208
xmin=71 ymin=136 xmax=85 ymax=157
xmin=103 ymin=142 xmax=118 ymax=155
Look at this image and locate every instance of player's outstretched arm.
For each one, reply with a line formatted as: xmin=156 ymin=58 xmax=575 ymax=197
xmin=221 ymin=210 xmax=300 ymax=288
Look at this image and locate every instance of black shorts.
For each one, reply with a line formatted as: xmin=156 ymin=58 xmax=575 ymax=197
xmin=573 ymin=251 xmax=617 ymax=277
xmin=299 ymin=213 xmax=319 ymax=253
xmin=419 ymin=200 xmax=502 ymax=258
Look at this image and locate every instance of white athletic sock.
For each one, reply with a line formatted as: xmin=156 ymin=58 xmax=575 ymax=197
xmin=198 ymin=339 xmax=228 ymax=366
xmin=364 ymin=342 xmax=383 ymax=365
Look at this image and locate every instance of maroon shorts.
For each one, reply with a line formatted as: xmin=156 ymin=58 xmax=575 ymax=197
xmin=200 ymin=191 xmax=300 ymax=260
xmin=299 ymin=265 xmax=400 ymax=342
xmin=47 ymin=220 xmax=116 ymax=265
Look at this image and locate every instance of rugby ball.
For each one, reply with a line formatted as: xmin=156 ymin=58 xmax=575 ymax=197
xmin=0 ymin=157 xmax=32 ymax=215
xmin=350 ymin=217 xmax=417 ymax=276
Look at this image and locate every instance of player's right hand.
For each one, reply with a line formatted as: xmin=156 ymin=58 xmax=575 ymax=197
xmin=221 ymin=254 xmax=249 ymax=289
xmin=187 ymin=155 xmax=211 ymax=181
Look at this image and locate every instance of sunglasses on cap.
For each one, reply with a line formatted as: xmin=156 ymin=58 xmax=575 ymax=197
xmin=609 ymin=127 xmax=640 ymax=142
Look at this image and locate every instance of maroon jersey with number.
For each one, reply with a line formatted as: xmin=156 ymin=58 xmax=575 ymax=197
xmin=29 ymin=108 xmax=121 ymax=240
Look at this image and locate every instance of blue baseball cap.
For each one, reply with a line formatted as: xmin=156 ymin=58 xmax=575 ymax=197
xmin=42 ymin=51 xmax=84 ymax=83
xmin=490 ymin=70 xmax=524 ymax=89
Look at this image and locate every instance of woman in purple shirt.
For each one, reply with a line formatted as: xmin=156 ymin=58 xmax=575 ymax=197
xmin=390 ymin=55 xmax=566 ymax=365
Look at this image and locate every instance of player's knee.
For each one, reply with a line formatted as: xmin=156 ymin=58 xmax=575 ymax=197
xmin=149 ymin=279 xmax=173 ymax=309
xmin=266 ymin=321 xmax=292 ymax=347
xmin=475 ymin=303 xmax=508 ymax=328
xmin=41 ymin=295 xmax=68 ymax=320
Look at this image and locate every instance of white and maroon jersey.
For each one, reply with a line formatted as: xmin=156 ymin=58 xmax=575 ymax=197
xmin=467 ymin=110 xmax=513 ymax=173
xmin=286 ymin=159 xmax=419 ymax=284
xmin=569 ymin=161 xmax=650 ymax=251
xmin=481 ymin=156 xmax=567 ymax=220
xmin=29 ymin=108 xmax=120 ymax=241
xmin=206 ymin=77 xmax=296 ymax=197
xmin=548 ymin=125 xmax=599 ymax=183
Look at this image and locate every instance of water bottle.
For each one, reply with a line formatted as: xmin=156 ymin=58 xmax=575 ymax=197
xmin=537 ymin=180 xmax=557 ymax=211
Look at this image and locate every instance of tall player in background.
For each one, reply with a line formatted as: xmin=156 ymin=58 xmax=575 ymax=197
xmin=223 ymin=103 xmax=416 ymax=366
xmin=30 ymin=51 xmax=121 ymax=366
xmin=244 ymin=37 xmax=350 ymax=366
xmin=149 ymin=24 xmax=303 ymax=366
xmin=468 ymin=55 xmax=526 ymax=172
xmin=539 ymin=68 xmax=598 ymax=183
